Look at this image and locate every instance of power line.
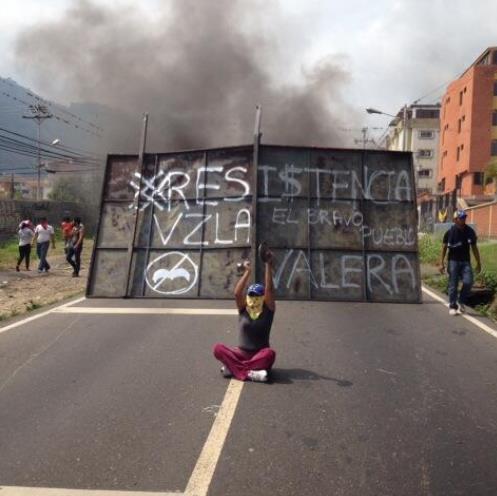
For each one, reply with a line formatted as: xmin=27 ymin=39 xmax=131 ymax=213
xmin=0 ymin=78 xmax=103 ymax=137
xmin=0 ymin=126 xmax=101 ymax=161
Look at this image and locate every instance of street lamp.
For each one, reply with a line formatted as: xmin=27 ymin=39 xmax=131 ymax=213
xmin=366 ymin=105 xmax=408 ymax=151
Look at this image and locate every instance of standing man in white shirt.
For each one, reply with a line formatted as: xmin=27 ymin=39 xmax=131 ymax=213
xmin=32 ymin=217 xmax=56 ymax=273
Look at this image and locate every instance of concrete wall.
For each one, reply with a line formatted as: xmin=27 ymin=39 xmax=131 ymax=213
xmin=0 ymin=200 xmax=98 ymax=243
xmin=411 ymin=118 xmax=440 ymax=195
xmin=466 ymin=200 xmax=497 ymax=238
xmin=466 ymin=201 xmax=497 ymax=238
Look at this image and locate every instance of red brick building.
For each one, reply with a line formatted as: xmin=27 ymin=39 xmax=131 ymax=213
xmin=438 ymin=47 xmax=497 ymax=201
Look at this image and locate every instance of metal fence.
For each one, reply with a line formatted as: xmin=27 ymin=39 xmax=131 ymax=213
xmin=87 ymin=144 xmax=421 ymax=302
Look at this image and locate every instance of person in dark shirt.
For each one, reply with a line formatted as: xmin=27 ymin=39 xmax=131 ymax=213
xmin=440 ymin=210 xmax=481 ymax=315
xmin=213 ymin=252 xmax=276 ymax=382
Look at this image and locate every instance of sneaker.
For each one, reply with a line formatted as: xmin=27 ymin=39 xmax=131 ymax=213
xmin=458 ymin=304 xmax=466 ymax=314
xmin=247 ymin=370 xmax=268 ymax=382
xmin=220 ymin=366 xmax=233 ymax=378
xmin=449 ymin=308 xmax=458 ymax=316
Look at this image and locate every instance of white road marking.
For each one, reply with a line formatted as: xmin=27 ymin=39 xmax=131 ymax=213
xmin=422 ymin=285 xmax=497 ymax=339
xmin=0 ymin=488 xmax=180 ymax=496
xmin=0 ymin=297 xmax=86 ymax=335
xmin=1 ymin=298 xmax=244 ymax=495
xmin=184 ymin=379 xmax=244 ymax=496
xmin=52 ymin=307 xmax=237 ymax=315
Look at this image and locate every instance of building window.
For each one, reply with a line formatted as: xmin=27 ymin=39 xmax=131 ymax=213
xmin=462 ymin=115 xmax=465 ymax=122
xmin=419 ymin=130 xmax=434 ymax=139
xmin=493 ymin=51 xmax=497 ymax=65
xmin=493 ymin=111 xmax=497 ymax=126
xmin=474 ymin=172 xmax=485 ymax=185
xmin=494 ymin=81 xmax=497 ymax=96
xmin=416 ymin=109 xmax=440 ymax=119
xmin=461 ymin=143 xmax=464 ymax=151
xmin=492 ymin=140 xmax=497 ymax=156
xmin=458 ymin=119 xmax=462 ymax=132
xmin=459 ymin=91 xmax=463 ymax=105
xmin=417 ymin=149 xmax=433 ymax=158
xmin=456 ymin=147 xmax=460 ymax=161
xmin=418 ymin=169 xmax=432 ymax=178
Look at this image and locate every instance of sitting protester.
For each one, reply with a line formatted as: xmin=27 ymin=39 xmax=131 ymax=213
xmin=213 ymin=250 xmax=276 ymax=383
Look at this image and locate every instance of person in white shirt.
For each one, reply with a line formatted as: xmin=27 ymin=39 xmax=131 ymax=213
xmin=32 ymin=217 xmax=56 ymax=273
xmin=16 ymin=221 xmax=34 ymax=271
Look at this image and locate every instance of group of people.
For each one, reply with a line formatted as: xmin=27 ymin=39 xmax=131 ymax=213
xmin=16 ymin=216 xmax=85 ymax=277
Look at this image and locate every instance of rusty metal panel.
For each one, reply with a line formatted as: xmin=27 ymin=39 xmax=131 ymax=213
xmin=87 ymin=144 xmax=421 ymax=303
xmin=366 ymin=252 xmax=420 ymax=303
xmin=88 ymin=249 xmax=129 ymax=297
xmin=199 ymin=248 xmax=251 ymax=298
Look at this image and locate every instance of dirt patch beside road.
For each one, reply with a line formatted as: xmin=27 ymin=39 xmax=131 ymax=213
xmin=0 ymin=241 xmax=93 ymax=321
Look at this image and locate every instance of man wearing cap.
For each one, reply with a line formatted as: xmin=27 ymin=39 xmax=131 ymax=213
xmin=213 ymin=251 xmax=276 ymax=382
xmin=440 ymin=210 xmax=481 ymax=315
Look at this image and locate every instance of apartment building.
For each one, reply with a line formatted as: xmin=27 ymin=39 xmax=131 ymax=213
xmin=385 ymin=104 xmax=440 ymax=195
xmin=438 ymin=47 xmax=497 ymax=200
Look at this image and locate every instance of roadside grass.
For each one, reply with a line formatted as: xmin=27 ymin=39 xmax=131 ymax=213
xmin=0 ymin=232 xmax=71 ymax=270
xmin=0 ymin=236 xmax=20 ymax=270
xmin=0 ymin=233 xmax=93 ymax=323
xmin=419 ymin=233 xmax=497 ymax=321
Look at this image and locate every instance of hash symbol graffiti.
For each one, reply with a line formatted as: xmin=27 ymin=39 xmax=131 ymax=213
xmin=129 ymin=170 xmax=169 ymax=211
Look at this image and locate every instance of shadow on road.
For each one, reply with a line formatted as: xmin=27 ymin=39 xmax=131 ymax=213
xmin=270 ymin=368 xmax=353 ymax=387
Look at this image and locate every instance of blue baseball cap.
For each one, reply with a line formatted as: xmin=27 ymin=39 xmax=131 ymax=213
xmin=247 ymin=283 xmax=265 ymax=296
xmin=454 ymin=210 xmax=467 ymax=219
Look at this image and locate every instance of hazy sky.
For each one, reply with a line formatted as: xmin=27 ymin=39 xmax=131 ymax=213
xmin=1 ymin=0 xmax=496 ymax=144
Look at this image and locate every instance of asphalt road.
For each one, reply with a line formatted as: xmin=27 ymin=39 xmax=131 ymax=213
xmin=1 ymin=294 xmax=497 ymax=495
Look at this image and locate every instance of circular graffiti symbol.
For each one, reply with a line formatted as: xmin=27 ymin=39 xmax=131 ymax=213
xmin=145 ymin=251 xmax=198 ymax=295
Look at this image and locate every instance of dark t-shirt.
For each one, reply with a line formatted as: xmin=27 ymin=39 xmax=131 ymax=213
xmin=238 ymin=304 xmax=274 ymax=352
xmin=443 ymin=224 xmax=477 ymax=262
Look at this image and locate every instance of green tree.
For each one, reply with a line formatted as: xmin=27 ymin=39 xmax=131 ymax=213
xmin=47 ymin=173 xmax=103 ymax=205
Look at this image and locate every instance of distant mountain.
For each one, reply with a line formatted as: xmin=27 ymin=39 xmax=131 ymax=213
xmin=0 ymin=77 xmax=108 ymax=176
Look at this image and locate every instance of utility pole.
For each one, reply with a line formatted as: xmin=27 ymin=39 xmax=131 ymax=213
xmin=22 ymin=103 xmax=53 ymax=200
xmin=10 ymin=173 xmax=15 ymax=199
xmin=354 ymin=127 xmax=376 ymax=149
xmin=402 ymin=105 xmax=408 ymax=152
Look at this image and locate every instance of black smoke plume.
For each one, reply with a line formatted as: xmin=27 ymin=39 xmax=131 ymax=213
xmin=15 ymin=0 xmax=357 ymax=153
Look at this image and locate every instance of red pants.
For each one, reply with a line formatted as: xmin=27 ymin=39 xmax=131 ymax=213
xmin=213 ymin=343 xmax=276 ymax=381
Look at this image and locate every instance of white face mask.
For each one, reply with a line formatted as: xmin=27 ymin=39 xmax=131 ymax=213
xmin=246 ymin=295 xmax=264 ymax=320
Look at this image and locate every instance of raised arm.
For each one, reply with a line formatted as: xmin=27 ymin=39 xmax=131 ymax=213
xmin=234 ymin=260 xmax=251 ymax=311
xmin=264 ymin=254 xmax=275 ymax=311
